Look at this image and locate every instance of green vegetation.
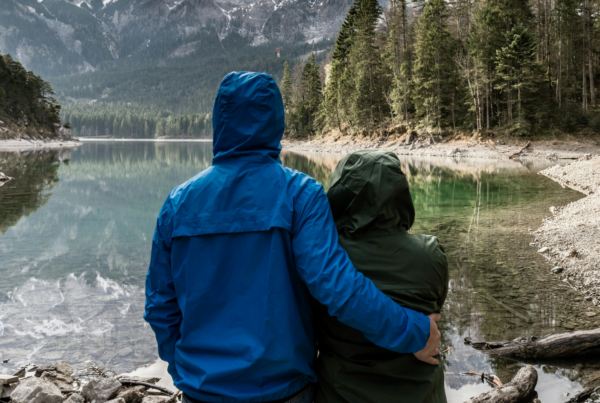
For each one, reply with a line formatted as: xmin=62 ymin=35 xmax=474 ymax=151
xmin=0 ymin=53 xmax=61 ymax=130
xmin=55 ymin=41 xmax=332 ymax=138
xmin=284 ymin=0 xmax=600 ymax=137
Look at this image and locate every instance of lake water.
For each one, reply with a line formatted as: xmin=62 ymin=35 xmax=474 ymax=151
xmin=0 ymin=141 xmax=597 ymax=402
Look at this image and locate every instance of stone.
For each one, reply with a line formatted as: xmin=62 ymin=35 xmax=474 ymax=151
xmin=447 ymin=147 xmax=460 ymax=156
xmin=22 ymin=135 xmax=31 ymax=141
xmin=10 ymin=376 xmax=65 ymax=403
xmin=586 ymin=312 xmax=597 ymax=317
xmin=106 ymin=399 xmax=126 ymax=403
xmin=563 ymin=323 xmax=576 ymax=330
xmin=141 ymin=397 xmax=168 ymax=403
xmin=537 ymin=247 xmax=549 ymax=253
xmin=585 ymin=296 xmax=593 ymax=301
xmin=64 ymin=393 xmax=85 ymax=403
xmin=117 ymin=386 xmax=146 ymax=403
xmin=0 ymin=375 xmax=18 ymax=385
xmin=1 ymin=384 xmax=16 ymax=400
xmin=552 ymin=267 xmax=564 ymax=274
xmin=497 ymin=140 xmax=505 ymax=145
xmin=0 ymin=120 xmax=4 ymax=125
xmin=82 ymin=378 xmax=122 ymax=403
xmin=404 ymin=134 xmax=414 ymax=145
xmin=52 ymin=361 xmax=75 ymax=377
xmin=42 ymin=370 xmax=75 ymax=391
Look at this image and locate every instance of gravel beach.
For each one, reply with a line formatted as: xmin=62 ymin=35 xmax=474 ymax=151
xmin=533 ymin=157 xmax=600 ymax=305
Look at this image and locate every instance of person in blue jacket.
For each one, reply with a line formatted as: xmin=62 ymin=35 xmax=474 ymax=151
xmin=144 ymin=72 xmax=441 ymax=403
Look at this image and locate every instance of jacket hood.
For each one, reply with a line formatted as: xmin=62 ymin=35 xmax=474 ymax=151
xmin=327 ymin=150 xmax=415 ymax=237
xmin=212 ymin=72 xmax=285 ymax=162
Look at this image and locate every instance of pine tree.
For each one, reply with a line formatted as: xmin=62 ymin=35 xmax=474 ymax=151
xmin=413 ymin=0 xmax=454 ymax=131
xmin=281 ymin=62 xmax=293 ymax=112
xmin=496 ymin=24 xmax=538 ymax=132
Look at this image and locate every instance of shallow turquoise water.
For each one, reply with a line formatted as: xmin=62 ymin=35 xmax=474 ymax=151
xmin=0 ymin=141 xmax=595 ymax=401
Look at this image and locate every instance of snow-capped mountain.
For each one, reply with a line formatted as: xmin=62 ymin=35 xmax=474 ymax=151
xmin=0 ymin=0 xmax=352 ymax=77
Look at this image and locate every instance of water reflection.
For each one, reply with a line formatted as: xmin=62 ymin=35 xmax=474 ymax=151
xmin=0 ymin=143 xmax=595 ymax=402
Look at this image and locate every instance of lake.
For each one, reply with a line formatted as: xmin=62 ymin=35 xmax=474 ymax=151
xmin=0 ymin=141 xmax=596 ymax=402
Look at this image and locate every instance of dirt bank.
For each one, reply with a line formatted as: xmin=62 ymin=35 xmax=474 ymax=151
xmin=282 ymin=132 xmax=600 ymax=161
xmin=532 ymin=156 xmax=600 ymax=304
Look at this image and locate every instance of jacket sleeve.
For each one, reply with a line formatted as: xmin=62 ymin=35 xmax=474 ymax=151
xmin=292 ymin=183 xmax=431 ymax=354
xmin=144 ymin=200 xmax=181 ymax=380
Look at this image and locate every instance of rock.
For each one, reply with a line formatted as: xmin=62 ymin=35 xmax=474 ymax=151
xmin=552 ymin=267 xmax=564 ymax=274
xmin=563 ymin=323 xmax=576 ymax=330
xmin=404 ymin=134 xmax=414 ymax=145
xmin=52 ymin=361 xmax=75 ymax=377
xmin=447 ymin=147 xmax=460 ymax=156
xmin=141 ymin=397 xmax=168 ymax=403
xmin=64 ymin=393 xmax=85 ymax=403
xmin=497 ymin=140 xmax=505 ymax=145
xmin=537 ymin=247 xmax=549 ymax=253
xmin=117 ymin=386 xmax=146 ymax=403
xmin=585 ymin=296 xmax=593 ymax=301
xmin=10 ymin=376 xmax=65 ymax=403
xmin=0 ymin=375 xmax=18 ymax=385
xmin=82 ymin=378 xmax=122 ymax=403
xmin=586 ymin=312 xmax=597 ymax=317
xmin=0 ymin=120 xmax=4 ymax=125
xmin=1 ymin=384 xmax=16 ymax=400
xmin=22 ymin=135 xmax=31 ymax=141
xmin=54 ymin=125 xmax=73 ymax=139
xmin=42 ymin=370 xmax=75 ymax=391
xmin=550 ymin=206 xmax=556 ymax=214
xmin=106 ymin=399 xmax=126 ymax=403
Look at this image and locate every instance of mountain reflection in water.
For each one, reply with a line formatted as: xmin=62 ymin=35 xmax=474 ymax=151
xmin=0 ymin=142 xmax=595 ymax=402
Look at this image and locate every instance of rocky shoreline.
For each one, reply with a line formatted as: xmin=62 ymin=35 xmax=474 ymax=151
xmin=1 ymin=361 xmax=178 ymax=403
xmin=282 ymin=132 xmax=600 ymax=160
xmin=532 ymin=156 xmax=600 ymax=305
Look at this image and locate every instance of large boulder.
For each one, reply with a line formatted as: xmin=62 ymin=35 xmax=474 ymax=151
xmin=1 ymin=384 xmax=16 ymax=400
xmin=82 ymin=378 xmax=122 ymax=403
xmin=10 ymin=376 xmax=65 ymax=403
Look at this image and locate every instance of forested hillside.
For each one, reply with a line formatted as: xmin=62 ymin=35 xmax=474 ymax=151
xmin=0 ymin=54 xmax=61 ymax=132
xmin=284 ymin=0 xmax=600 ymax=137
xmin=57 ymin=41 xmax=331 ymax=138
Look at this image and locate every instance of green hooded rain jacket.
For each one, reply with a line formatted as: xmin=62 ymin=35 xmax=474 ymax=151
xmin=313 ymin=150 xmax=449 ymax=403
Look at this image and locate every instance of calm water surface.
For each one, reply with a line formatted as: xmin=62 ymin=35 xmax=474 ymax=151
xmin=0 ymin=141 xmax=596 ymax=402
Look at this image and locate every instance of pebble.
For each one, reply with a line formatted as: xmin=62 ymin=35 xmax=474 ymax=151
xmin=552 ymin=267 xmax=564 ymax=274
xmin=586 ymin=312 xmax=597 ymax=317
xmin=538 ymin=247 xmax=550 ymax=253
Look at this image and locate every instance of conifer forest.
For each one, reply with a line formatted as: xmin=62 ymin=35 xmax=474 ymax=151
xmin=0 ymin=53 xmax=61 ymax=130
xmin=283 ymin=0 xmax=600 ymax=137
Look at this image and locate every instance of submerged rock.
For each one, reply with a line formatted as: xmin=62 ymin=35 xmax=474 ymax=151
xmin=10 ymin=376 xmax=65 ymax=403
xmin=82 ymin=378 xmax=122 ymax=402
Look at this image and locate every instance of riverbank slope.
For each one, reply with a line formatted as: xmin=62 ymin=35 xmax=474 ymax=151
xmin=533 ymin=157 xmax=600 ymax=305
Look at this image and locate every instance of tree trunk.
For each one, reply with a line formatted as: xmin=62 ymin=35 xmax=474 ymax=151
xmin=557 ymin=15 xmax=562 ymax=107
xmin=589 ymin=2 xmax=596 ymax=107
xmin=465 ymin=328 xmax=600 ymax=359
xmin=467 ymin=366 xmax=538 ymax=403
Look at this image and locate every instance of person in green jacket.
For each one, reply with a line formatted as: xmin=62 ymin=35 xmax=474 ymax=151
xmin=313 ymin=150 xmax=449 ymax=403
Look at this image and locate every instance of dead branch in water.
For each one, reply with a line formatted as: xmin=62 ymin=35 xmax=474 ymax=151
xmin=465 ymin=328 xmax=600 ymax=359
xmin=467 ymin=365 xmax=537 ymax=403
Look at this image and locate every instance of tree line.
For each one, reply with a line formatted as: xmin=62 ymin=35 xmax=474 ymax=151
xmin=282 ymin=0 xmax=600 ymax=137
xmin=0 ymin=53 xmax=61 ymax=129
xmin=63 ymin=103 xmax=212 ymax=138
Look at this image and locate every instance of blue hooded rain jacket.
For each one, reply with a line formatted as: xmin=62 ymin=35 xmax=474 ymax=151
xmin=144 ymin=72 xmax=431 ymax=402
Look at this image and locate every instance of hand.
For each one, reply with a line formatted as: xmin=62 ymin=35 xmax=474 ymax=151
xmin=413 ymin=313 xmax=441 ymax=365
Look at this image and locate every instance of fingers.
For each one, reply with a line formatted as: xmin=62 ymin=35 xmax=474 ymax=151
xmin=424 ymin=356 xmax=439 ymax=365
xmin=429 ymin=313 xmax=441 ymax=322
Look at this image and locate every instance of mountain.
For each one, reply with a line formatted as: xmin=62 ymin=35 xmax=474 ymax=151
xmin=0 ymin=0 xmax=351 ymax=78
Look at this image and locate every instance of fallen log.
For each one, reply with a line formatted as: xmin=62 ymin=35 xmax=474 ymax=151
xmin=467 ymin=365 xmax=537 ymax=403
xmin=508 ymin=141 xmax=531 ymax=159
xmin=465 ymin=328 xmax=600 ymax=359
xmin=566 ymin=388 xmax=594 ymax=403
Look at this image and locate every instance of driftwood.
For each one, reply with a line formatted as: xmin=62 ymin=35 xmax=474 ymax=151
xmin=465 ymin=328 xmax=600 ymax=359
xmin=119 ymin=380 xmax=175 ymax=396
xmin=508 ymin=141 xmax=531 ymax=159
xmin=467 ymin=365 xmax=538 ymax=403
